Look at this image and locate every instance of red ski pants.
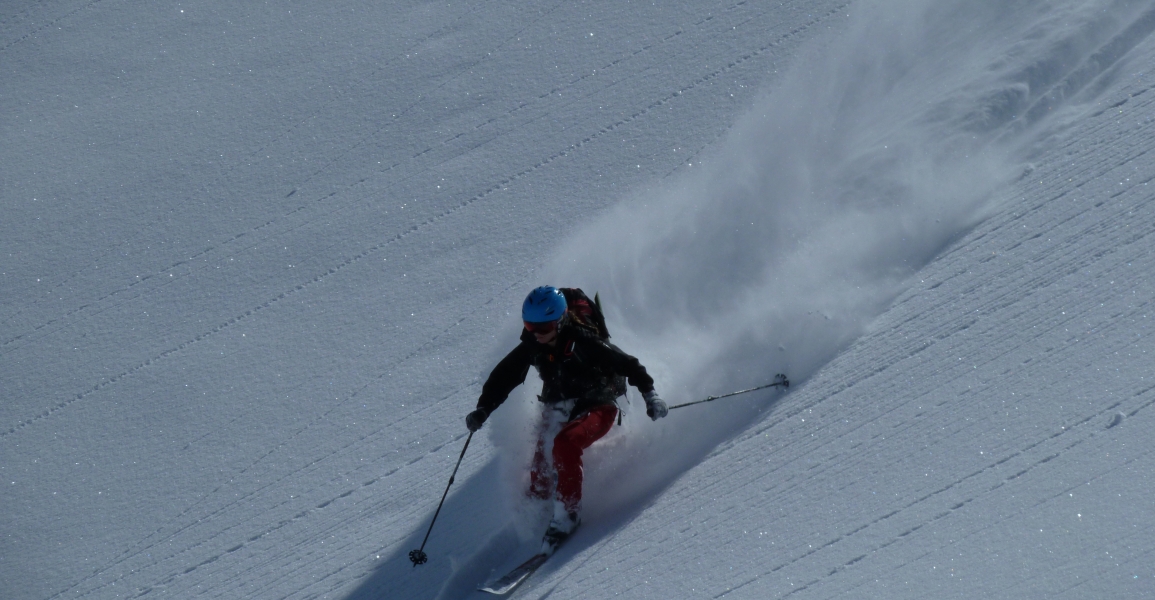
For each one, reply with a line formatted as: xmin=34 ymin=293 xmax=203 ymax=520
xmin=528 ymin=404 xmax=617 ymax=512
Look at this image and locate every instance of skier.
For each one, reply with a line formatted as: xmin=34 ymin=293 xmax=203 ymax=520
xmin=465 ymin=286 xmax=667 ymax=551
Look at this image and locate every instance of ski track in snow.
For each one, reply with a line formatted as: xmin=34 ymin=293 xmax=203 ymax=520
xmin=513 ymin=1 xmax=1155 ymax=598
xmin=0 ymin=0 xmax=796 ymax=344
xmin=1 ymin=0 xmax=846 ymax=438
xmin=1 ymin=0 xmax=552 ymax=351
xmin=525 ymin=35 xmax=1155 ymax=597
xmin=4 ymin=0 xmax=1155 ymax=598
xmin=0 ymin=0 xmax=552 ymax=343
xmin=6 ymin=2 xmax=856 ymax=599
xmin=40 ymin=282 xmax=522 ymax=600
xmin=0 ymin=0 xmax=107 ymax=54
xmin=7 ymin=3 xmax=847 ymax=594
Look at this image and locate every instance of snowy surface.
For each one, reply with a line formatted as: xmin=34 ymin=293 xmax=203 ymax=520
xmin=2 ymin=0 xmax=1153 ymax=599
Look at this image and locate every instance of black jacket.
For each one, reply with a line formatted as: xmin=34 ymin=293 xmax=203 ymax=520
xmin=476 ymin=322 xmax=654 ymax=419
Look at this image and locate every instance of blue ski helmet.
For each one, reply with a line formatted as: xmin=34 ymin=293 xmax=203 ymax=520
xmin=522 ymin=286 xmax=567 ymax=323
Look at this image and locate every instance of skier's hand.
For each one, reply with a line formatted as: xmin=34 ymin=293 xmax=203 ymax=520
xmin=643 ymin=390 xmax=668 ymax=420
xmin=466 ymin=408 xmax=490 ymax=432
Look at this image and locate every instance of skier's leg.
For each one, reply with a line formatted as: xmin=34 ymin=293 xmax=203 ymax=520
xmin=527 ymin=402 xmax=569 ymax=500
xmin=527 ymin=436 xmax=551 ymax=500
xmin=551 ymin=404 xmax=618 ymax=514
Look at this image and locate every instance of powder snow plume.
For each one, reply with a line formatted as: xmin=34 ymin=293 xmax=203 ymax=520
xmin=539 ymin=0 xmax=1151 ymax=517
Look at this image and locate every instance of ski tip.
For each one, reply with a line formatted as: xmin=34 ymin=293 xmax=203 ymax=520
xmin=478 ymin=553 xmax=549 ymax=595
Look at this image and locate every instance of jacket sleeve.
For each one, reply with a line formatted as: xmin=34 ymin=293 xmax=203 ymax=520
xmin=476 ymin=342 xmax=535 ymax=414
xmin=582 ymin=339 xmax=655 ymax=393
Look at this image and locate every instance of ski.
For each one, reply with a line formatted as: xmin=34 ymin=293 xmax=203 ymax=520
xmin=478 ymin=553 xmax=550 ymax=595
xmin=478 ymin=523 xmax=577 ymax=595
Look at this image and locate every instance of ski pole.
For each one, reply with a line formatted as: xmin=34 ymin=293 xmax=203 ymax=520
xmin=667 ymin=373 xmax=789 ymax=411
xmin=409 ymin=431 xmax=473 ymax=567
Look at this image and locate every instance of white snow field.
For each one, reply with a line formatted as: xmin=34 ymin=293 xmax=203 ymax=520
xmin=3 ymin=0 xmax=1153 ymax=598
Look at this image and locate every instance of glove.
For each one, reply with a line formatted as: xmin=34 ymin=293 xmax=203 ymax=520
xmin=643 ymin=390 xmax=668 ymax=421
xmin=465 ymin=408 xmax=490 ymax=432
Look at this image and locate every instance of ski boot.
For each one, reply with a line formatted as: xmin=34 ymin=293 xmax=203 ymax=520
xmin=541 ymin=504 xmax=580 ymax=555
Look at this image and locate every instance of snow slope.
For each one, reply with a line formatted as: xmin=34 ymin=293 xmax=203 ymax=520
xmin=2 ymin=0 xmax=1153 ymax=599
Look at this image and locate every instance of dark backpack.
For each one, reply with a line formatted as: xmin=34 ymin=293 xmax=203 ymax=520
xmin=559 ymin=288 xmax=611 ymax=339
xmin=559 ymin=288 xmax=628 ymax=400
